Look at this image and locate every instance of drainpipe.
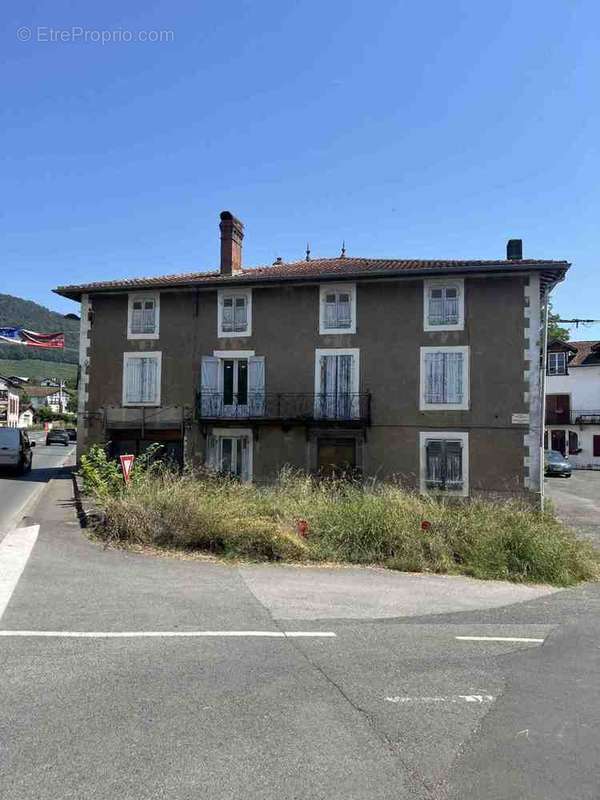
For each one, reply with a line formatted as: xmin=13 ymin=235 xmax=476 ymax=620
xmin=540 ymin=289 xmax=550 ymax=510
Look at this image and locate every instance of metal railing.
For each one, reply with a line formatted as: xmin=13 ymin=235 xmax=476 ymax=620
xmin=546 ymin=409 xmax=600 ymax=425
xmin=196 ymin=392 xmax=371 ymax=424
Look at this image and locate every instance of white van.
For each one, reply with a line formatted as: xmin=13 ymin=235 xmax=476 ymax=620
xmin=0 ymin=428 xmax=34 ymax=474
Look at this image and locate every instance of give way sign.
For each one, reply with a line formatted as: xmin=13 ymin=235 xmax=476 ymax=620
xmin=119 ymin=454 xmax=135 ymax=483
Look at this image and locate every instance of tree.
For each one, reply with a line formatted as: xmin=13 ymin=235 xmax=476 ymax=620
xmin=547 ymin=301 xmax=570 ymax=341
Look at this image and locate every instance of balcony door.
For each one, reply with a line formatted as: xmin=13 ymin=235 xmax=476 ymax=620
xmin=315 ymin=349 xmax=359 ymax=420
xmin=200 ymin=355 xmax=265 ymax=418
xmin=546 ymin=394 xmax=570 ymax=425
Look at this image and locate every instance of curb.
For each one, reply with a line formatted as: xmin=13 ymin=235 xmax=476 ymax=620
xmin=71 ymin=473 xmax=104 ymax=529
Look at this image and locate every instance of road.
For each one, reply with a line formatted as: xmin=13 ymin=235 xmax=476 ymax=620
xmin=0 ymin=431 xmax=75 ymax=536
xmin=0 ymin=469 xmax=599 ymax=798
xmin=545 ymin=470 xmax=600 ymax=547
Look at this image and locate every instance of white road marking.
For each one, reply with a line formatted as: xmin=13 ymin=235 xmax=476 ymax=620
xmin=455 ymin=636 xmax=545 ymax=643
xmin=0 ymin=525 xmax=40 ymax=620
xmin=386 ymin=694 xmax=495 ymax=704
xmin=0 ymin=630 xmax=337 ymax=639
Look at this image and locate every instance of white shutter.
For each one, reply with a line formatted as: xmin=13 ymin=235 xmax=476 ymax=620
xmin=201 ymin=356 xmax=220 ymax=416
xmin=144 ymin=357 xmax=159 ymax=404
xmin=248 ymin=356 xmax=265 ymax=416
xmin=125 ymin=357 xmax=142 ymax=403
xmin=205 ymin=435 xmax=219 ymax=470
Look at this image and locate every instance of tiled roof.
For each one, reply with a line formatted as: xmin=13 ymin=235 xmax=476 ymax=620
xmin=54 ymin=256 xmax=570 ymax=300
xmin=25 ymin=386 xmax=69 ymax=397
xmin=568 ymin=340 xmax=600 ymax=367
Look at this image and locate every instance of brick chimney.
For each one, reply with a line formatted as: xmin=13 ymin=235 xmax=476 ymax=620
xmin=220 ymin=211 xmax=244 ymax=275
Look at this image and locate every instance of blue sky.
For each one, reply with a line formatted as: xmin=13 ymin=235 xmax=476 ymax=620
xmin=2 ymin=1 xmax=599 ymax=338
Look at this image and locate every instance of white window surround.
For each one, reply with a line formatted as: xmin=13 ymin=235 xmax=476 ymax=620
xmin=127 ymin=292 xmax=160 ymax=340
xmin=319 ymin=283 xmax=357 ymax=335
xmin=420 ymin=345 xmax=470 ymax=411
xmin=122 ymin=351 xmax=162 ymax=407
xmin=419 ymin=431 xmax=469 ymax=497
xmin=423 ymin=278 xmax=464 ymax=332
xmin=314 ymin=348 xmax=360 ymax=395
xmin=208 ymin=427 xmax=253 ymax=482
xmin=217 ymin=288 xmax=252 ymax=338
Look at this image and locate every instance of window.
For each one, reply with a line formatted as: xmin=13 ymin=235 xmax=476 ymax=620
xmin=319 ymin=283 xmax=356 ymax=334
xmin=200 ymin=351 xmax=265 ymax=417
xmin=128 ymin=293 xmax=160 ymax=339
xmin=420 ymin=346 xmax=469 ymax=410
xmin=420 ymin=431 xmax=469 ymax=496
xmin=314 ymin=348 xmax=360 ymax=419
xmin=594 ymin=436 xmax=600 ymax=459
xmin=547 ymin=351 xmax=568 ymax=376
xmin=206 ymin=428 xmax=253 ymax=481
xmin=122 ymin=352 xmax=161 ymax=406
xmin=568 ymin=431 xmax=579 ymax=455
xmin=218 ymin=288 xmax=252 ymax=337
xmin=424 ymin=279 xmax=464 ymax=331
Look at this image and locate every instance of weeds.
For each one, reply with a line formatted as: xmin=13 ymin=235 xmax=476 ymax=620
xmin=81 ymin=458 xmax=600 ymax=586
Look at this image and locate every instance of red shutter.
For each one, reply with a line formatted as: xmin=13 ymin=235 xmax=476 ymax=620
xmin=594 ymin=436 xmax=600 ymax=458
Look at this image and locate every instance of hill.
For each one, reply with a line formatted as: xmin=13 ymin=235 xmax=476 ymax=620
xmin=0 ymin=294 xmax=79 ymax=366
xmin=0 ymin=357 xmax=78 ymax=385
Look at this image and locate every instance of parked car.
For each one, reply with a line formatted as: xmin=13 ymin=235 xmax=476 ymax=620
xmin=0 ymin=428 xmax=35 ymax=474
xmin=544 ymin=450 xmax=572 ymax=478
xmin=46 ymin=429 xmax=70 ymax=447
xmin=64 ymin=428 xmax=77 ymax=441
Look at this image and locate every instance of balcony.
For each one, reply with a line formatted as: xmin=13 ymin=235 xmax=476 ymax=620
xmin=546 ymin=409 xmax=600 ymax=425
xmin=196 ymin=392 xmax=371 ymax=427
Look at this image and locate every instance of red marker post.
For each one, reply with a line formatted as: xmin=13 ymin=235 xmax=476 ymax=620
xmin=120 ymin=454 xmax=135 ymax=484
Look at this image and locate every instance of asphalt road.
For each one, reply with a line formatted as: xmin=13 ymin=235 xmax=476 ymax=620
xmin=0 ymin=432 xmax=75 ymax=536
xmin=0 ymin=471 xmax=599 ymax=799
xmin=545 ymin=470 xmax=600 ymax=546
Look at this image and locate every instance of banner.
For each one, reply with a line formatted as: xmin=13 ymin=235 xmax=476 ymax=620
xmin=0 ymin=327 xmax=64 ymax=349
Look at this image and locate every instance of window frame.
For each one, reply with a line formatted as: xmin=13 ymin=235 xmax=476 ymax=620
xmin=217 ymin=288 xmax=252 ymax=338
xmin=207 ymin=427 xmax=253 ymax=481
xmin=127 ymin=292 xmax=160 ymax=340
xmin=423 ymin=278 xmax=465 ymax=332
xmin=319 ymin=283 xmax=357 ymax=335
xmin=122 ymin=351 xmax=162 ymax=407
xmin=419 ymin=431 xmax=469 ymax=496
xmin=419 ymin=345 xmax=470 ymax=411
xmin=547 ymin=351 xmax=568 ymax=376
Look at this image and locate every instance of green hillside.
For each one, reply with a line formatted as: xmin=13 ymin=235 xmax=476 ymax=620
xmin=0 ymin=358 xmax=78 ymax=385
xmin=0 ymin=294 xmax=79 ymax=365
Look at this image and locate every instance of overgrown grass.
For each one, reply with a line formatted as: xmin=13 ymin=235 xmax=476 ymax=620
xmin=81 ymin=450 xmax=600 ymax=586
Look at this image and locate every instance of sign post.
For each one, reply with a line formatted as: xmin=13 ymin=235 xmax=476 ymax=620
xmin=119 ymin=454 xmax=135 ymax=484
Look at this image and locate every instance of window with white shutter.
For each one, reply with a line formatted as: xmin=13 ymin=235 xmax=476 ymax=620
xmin=218 ymin=289 xmax=252 ymax=337
xmin=420 ymin=346 xmax=469 ymax=410
xmin=205 ymin=428 xmax=253 ymax=481
xmin=423 ymin=280 xmax=464 ymax=331
xmin=122 ymin=352 xmax=161 ymax=406
xmin=419 ymin=432 xmax=469 ymax=496
xmin=547 ymin=352 xmax=568 ymax=376
xmin=128 ymin=293 xmax=160 ymax=339
xmin=319 ymin=283 xmax=356 ymax=334
xmin=314 ymin=348 xmax=360 ymax=419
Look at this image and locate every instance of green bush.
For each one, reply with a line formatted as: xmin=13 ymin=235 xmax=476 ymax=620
xmin=86 ymin=465 xmax=600 ymax=586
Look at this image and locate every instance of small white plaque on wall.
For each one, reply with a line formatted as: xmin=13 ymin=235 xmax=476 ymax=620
xmin=512 ymin=413 xmax=530 ymax=425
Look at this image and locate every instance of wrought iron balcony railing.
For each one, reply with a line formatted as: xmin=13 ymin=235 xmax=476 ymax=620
xmin=196 ymin=392 xmax=371 ymax=424
xmin=546 ymin=409 xmax=600 ymax=425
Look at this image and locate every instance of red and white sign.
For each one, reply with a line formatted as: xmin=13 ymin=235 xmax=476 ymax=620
xmin=119 ymin=454 xmax=135 ymax=483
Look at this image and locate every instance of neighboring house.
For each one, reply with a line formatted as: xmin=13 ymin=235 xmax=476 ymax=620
xmin=40 ymin=378 xmax=61 ymax=387
xmin=545 ymin=339 xmax=600 ymax=469
xmin=27 ymin=385 xmax=70 ymax=414
xmin=0 ymin=377 xmax=20 ymax=428
xmin=54 ymin=211 xmax=569 ymax=500
xmin=18 ymin=406 xmax=34 ymax=428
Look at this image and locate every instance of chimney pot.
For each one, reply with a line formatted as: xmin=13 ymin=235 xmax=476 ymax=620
xmin=506 ymin=239 xmax=523 ymax=261
xmin=220 ymin=211 xmax=244 ymax=275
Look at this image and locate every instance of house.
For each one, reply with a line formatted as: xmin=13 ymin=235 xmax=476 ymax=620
xmin=545 ymin=339 xmax=600 ymax=469
xmin=0 ymin=377 xmax=20 ymax=428
xmin=18 ymin=406 xmax=34 ymax=428
xmin=27 ymin=385 xmax=70 ymax=414
xmin=54 ymin=211 xmax=569 ymax=500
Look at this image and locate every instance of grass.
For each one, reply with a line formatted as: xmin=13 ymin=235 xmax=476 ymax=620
xmin=0 ymin=358 xmax=77 ymax=384
xmin=85 ymin=465 xmax=600 ymax=587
